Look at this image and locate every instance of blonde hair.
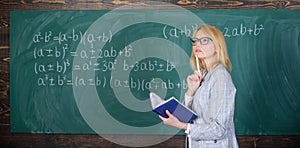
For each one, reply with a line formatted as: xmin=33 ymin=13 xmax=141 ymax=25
xmin=190 ymin=25 xmax=232 ymax=71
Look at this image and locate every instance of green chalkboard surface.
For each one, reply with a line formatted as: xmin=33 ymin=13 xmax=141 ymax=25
xmin=10 ymin=10 xmax=300 ymax=135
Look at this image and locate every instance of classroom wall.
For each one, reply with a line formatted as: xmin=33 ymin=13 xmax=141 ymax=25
xmin=1 ymin=0 xmax=300 ymax=147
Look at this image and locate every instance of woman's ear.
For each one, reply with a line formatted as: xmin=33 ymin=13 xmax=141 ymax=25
xmin=216 ymin=42 xmax=221 ymax=52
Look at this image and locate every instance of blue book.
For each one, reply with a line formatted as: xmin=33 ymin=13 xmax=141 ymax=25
xmin=150 ymin=92 xmax=198 ymax=123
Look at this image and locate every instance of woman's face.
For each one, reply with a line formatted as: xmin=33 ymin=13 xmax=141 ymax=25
xmin=193 ymin=29 xmax=217 ymax=60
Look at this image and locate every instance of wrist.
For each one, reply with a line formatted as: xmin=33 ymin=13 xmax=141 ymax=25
xmin=186 ymin=90 xmax=194 ymax=96
xmin=180 ymin=123 xmax=188 ymax=130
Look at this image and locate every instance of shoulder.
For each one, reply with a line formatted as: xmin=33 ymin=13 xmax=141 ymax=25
xmin=206 ymin=64 xmax=230 ymax=80
xmin=213 ymin=64 xmax=231 ymax=78
xmin=209 ymin=64 xmax=235 ymax=87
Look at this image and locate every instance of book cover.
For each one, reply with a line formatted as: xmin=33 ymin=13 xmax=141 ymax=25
xmin=150 ymin=92 xmax=198 ymax=123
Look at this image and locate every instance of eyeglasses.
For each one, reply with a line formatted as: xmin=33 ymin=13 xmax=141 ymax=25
xmin=191 ymin=37 xmax=212 ymax=46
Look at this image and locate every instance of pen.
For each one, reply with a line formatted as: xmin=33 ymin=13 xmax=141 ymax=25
xmin=195 ymin=54 xmax=200 ymax=73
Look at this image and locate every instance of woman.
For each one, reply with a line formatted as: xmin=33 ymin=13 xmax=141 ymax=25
xmin=159 ymin=25 xmax=239 ymax=147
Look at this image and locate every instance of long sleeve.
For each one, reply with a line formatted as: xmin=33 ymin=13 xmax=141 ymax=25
xmin=183 ymin=93 xmax=194 ymax=109
xmin=188 ymin=65 xmax=236 ymax=141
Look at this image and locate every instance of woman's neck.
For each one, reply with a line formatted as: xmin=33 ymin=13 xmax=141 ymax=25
xmin=202 ymin=57 xmax=219 ymax=72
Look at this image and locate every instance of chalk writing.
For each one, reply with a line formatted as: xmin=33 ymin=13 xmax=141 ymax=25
xmin=123 ymin=59 xmax=175 ymax=72
xmin=32 ymin=27 xmax=181 ymax=89
xmin=36 ymin=74 xmax=188 ymax=90
xmin=31 ymin=22 xmax=264 ymax=89
xmin=163 ymin=24 xmax=198 ymax=39
xmin=223 ymin=23 xmax=264 ymax=37
xmin=34 ymin=60 xmax=71 ymax=74
xmin=33 ymin=44 xmax=68 ymax=60
xmin=162 ymin=23 xmax=265 ymax=39
xmin=32 ymin=29 xmax=112 ymax=48
xmin=70 ymin=45 xmax=132 ymax=59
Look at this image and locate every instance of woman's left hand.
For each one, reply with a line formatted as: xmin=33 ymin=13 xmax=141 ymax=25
xmin=159 ymin=110 xmax=187 ymax=130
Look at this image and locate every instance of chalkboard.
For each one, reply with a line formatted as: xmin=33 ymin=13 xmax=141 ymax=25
xmin=10 ymin=10 xmax=300 ymax=136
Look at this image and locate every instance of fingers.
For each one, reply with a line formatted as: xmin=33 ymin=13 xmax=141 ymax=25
xmin=158 ymin=110 xmax=172 ymax=121
xmin=187 ymin=73 xmax=199 ymax=81
xmin=165 ymin=110 xmax=172 ymax=117
xmin=158 ymin=115 xmax=166 ymax=121
xmin=188 ymin=71 xmax=202 ymax=81
xmin=159 ymin=110 xmax=183 ymax=129
xmin=194 ymin=70 xmax=202 ymax=79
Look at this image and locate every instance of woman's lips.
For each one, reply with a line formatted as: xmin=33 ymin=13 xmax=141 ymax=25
xmin=195 ymin=48 xmax=202 ymax=53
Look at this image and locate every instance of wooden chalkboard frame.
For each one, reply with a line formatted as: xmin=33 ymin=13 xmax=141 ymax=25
xmin=1 ymin=0 xmax=300 ymax=147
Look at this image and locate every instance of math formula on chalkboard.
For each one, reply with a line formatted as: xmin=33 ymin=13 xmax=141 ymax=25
xmin=32 ymin=28 xmax=179 ymax=89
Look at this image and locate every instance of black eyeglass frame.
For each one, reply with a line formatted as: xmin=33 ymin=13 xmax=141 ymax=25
xmin=191 ymin=37 xmax=213 ymax=46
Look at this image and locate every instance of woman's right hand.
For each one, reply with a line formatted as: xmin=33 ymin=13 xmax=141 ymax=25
xmin=186 ymin=70 xmax=202 ymax=96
